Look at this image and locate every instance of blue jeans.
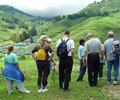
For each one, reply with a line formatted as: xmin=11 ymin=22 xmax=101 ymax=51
xmin=107 ymin=58 xmax=119 ymax=82
xmin=77 ymin=60 xmax=86 ymax=81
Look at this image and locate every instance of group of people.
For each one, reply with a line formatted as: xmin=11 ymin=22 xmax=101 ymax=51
xmin=1 ymin=30 xmax=120 ymax=95
xmin=76 ymin=31 xmax=119 ymax=87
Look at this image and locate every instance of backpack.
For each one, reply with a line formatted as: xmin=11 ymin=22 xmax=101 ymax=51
xmin=37 ymin=45 xmax=47 ymax=60
xmin=111 ymin=39 xmax=120 ymax=56
xmin=57 ymin=38 xmax=70 ymax=58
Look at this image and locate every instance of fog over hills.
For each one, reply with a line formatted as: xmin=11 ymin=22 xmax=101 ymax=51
xmin=0 ymin=0 xmax=102 ymax=17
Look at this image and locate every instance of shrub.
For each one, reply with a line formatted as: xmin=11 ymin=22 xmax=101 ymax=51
xmin=18 ymin=55 xmax=26 ymax=60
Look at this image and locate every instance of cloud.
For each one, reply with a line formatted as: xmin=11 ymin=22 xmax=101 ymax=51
xmin=0 ymin=0 xmax=102 ymax=17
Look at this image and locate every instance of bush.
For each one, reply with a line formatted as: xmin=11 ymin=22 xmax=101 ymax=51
xmin=18 ymin=55 xmax=26 ymax=60
xmin=0 ymin=53 xmax=4 ymax=58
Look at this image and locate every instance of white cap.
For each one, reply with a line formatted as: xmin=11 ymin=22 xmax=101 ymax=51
xmin=46 ymin=38 xmax=52 ymax=43
xmin=108 ymin=31 xmax=114 ymax=36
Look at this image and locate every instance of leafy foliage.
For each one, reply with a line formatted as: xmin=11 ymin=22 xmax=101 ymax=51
xmin=28 ymin=26 xmax=37 ymax=36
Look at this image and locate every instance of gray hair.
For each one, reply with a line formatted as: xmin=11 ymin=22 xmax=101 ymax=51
xmin=86 ymin=33 xmax=93 ymax=38
xmin=108 ymin=31 xmax=114 ymax=37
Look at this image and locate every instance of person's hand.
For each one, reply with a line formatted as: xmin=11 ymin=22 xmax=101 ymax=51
xmin=83 ymin=61 xmax=86 ymax=67
xmin=53 ymin=62 xmax=56 ymax=66
xmin=48 ymin=58 xmax=52 ymax=61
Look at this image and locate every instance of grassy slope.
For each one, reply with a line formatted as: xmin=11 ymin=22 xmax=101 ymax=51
xmin=38 ymin=12 xmax=120 ymax=60
xmin=0 ymin=5 xmax=34 ymax=20
xmin=0 ymin=19 xmax=27 ymax=44
xmin=0 ymin=56 xmax=119 ymax=100
xmin=38 ymin=0 xmax=120 ymax=50
xmin=79 ymin=0 xmax=120 ymax=15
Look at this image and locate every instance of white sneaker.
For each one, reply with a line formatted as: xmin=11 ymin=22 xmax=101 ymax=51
xmin=24 ymin=90 xmax=30 ymax=94
xmin=113 ymin=81 xmax=117 ymax=85
xmin=42 ymin=88 xmax=48 ymax=93
xmin=38 ymin=88 xmax=42 ymax=93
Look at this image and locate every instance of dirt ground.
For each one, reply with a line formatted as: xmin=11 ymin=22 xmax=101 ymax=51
xmin=100 ymin=83 xmax=120 ymax=99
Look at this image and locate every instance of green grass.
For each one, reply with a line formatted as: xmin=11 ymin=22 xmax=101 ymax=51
xmin=0 ymin=56 xmax=119 ymax=100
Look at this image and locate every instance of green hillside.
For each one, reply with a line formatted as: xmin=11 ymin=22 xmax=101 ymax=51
xmin=35 ymin=0 xmax=120 ymax=59
xmin=79 ymin=0 xmax=120 ymax=15
xmin=0 ymin=5 xmax=48 ymax=44
xmin=0 ymin=0 xmax=120 ymax=48
xmin=38 ymin=0 xmax=120 ymax=41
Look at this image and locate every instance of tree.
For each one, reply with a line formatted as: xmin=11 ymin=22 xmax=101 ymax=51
xmin=53 ymin=16 xmax=62 ymax=21
xmin=30 ymin=36 xmax=33 ymax=43
xmin=19 ymin=34 xmax=24 ymax=41
xmin=28 ymin=26 xmax=37 ymax=36
xmin=8 ymin=25 xmax=15 ymax=30
xmin=62 ymin=15 xmax=66 ymax=19
xmin=18 ymin=31 xmax=30 ymax=42
xmin=22 ymin=31 xmax=30 ymax=39
xmin=10 ymin=33 xmax=19 ymax=42
xmin=101 ymin=0 xmax=106 ymax=2
xmin=19 ymin=21 xmax=29 ymax=30
xmin=102 ymin=11 xmax=109 ymax=16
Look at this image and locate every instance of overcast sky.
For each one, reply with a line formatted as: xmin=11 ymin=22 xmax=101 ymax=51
xmin=0 ymin=0 xmax=102 ymax=17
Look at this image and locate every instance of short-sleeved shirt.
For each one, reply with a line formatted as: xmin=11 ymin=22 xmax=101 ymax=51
xmin=4 ymin=53 xmax=18 ymax=64
xmin=32 ymin=44 xmax=53 ymax=60
xmin=78 ymin=45 xmax=84 ymax=60
xmin=104 ymin=38 xmax=116 ymax=61
xmin=56 ymin=37 xmax=75 ymax=56
xmin=84 ymin=38 xmax=102 ymax=54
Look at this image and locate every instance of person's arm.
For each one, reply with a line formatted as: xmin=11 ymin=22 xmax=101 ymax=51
xmin=13 ymin=54 xmax=19 ymax=69
xmin=71 ymin=48 xmax=74 ymax=60
xmin=16 ymin=62 xmax=20 ymax=70
xmin=83 ymin=51 xmax=87 ymax=67
xmin=48 ymin=52 xmax=53 ymax=61
xmin=83 ymin=42 xmax=88 ymax=67
xmin=47 ymin=46 xmax=54 ymax=61
xmin=31 ymin=46 xmax=38 ymax=61
xmin=81 ymin=47 xmax=84 ymax=60
xmin=104 ymin=42 xmax=107 ymax=61
xmin=100 ymin=50 xmax=104 ymax=59
xmin=104 ymin=51 xmax=107 ymax=61
xmin=78 ymin=47 xmax=81 ymax=60
xmin=31 ymin=53 xmax=37 ymax=61
xmin=71 ymin=40 xmax=75 ymax=60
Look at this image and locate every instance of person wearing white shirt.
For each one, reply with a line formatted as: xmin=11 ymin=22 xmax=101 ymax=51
xmin=56 ymin=30 xmax=75 ymax=91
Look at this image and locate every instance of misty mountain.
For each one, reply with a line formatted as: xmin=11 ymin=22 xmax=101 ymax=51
xmin=0 ymin=5 xmax=51 ymax=21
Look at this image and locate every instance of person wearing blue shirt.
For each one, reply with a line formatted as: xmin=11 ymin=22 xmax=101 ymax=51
xmin=104 ymin=32 xmax=119 ymax=85
xmin=77 ymin=39 xmax=87 ymax=82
